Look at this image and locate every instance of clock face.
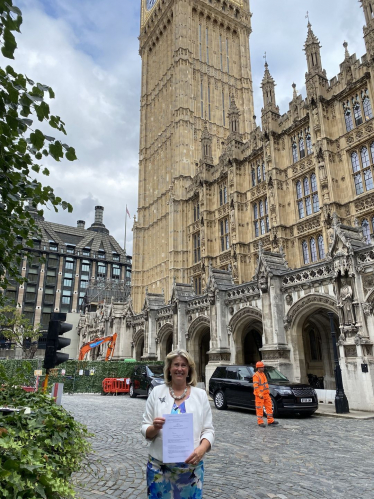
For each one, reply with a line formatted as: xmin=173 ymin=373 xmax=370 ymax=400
xmin=146 ymin=0 xmax=157 ymax=11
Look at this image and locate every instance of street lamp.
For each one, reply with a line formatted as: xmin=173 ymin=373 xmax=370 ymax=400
xmin=328 ymin=312 xmax=349 ymax=414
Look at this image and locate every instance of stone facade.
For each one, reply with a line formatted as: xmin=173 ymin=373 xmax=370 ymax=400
xmin=79 ymin=0 xmax=374 ymax=410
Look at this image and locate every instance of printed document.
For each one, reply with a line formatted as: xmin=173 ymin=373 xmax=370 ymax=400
xmin=162 ymin=413 xmax=194 ymax=463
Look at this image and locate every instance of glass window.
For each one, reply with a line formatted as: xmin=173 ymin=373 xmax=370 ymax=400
xmin=97 ymin=251 xmax=105 ymax=259
xmin=292 ymin=142 xmax=298 ymax=163
xmin=343 ymin=101 xmax=354 ymax=132
xmin=61 ymin=295 xmax=71 ymax=305
xmin=362 ymin=219 xmax=371 ymax=243
xmin=296 ymin=181 xmax=302 ymax=199
xmin=260 ymin=219 xmax=265 ymax=235
xmin=361 ymin=147 xmax=370 ymax=167
xmin=259 ymin=201 xmax=264 ymax=217
xmin=226 ymin=368 xmax=238 ymax=380
xmin=65 ymin=259 xmax=74 ymax=270
xmin=63 ymin=278 xmax=72 ymax=287
xmin=97 ymin=264 xmax=106 ymax=276
xmin=254 ymin=220 xmax=259 ymax=238
xmin=253 ymin=204 xmax=258 ymax=220
xmin=318 ymin=235 xmax=325 ymax=259
xmin=305 ymin=196 xmax=312 ymax=216
xmin=353 ymin=99 xmax=363 ymax=126
xmin=312 ymin=193 xmax=319 ymax=213
xmin=364 ymin=169 xmax=374 ymax=191
xmin=81 ymin=263 xmax=90 ymax=273
xmin=112 ymin=265 xmax=121 ymax=277
xmin=257 ymin=165 xmax=261 ymax=183
xmin=306 ymin=129 xmax=313 ymax=155
xmin=262 ymin=163 xmax=266 ymax=181
xmin=220 ymin=218 xmax=229 ymax=251
xmin=299 ymin=137 xmax=305 ymax=159
xmin=354 ymin=173 xmax=364 ymax=195
xmin=310 ymin=238 xmax=318 ymax=262
xmin=303 ymin=177 xmax=310 ymax=196
xmin=298 ymin=200 xmax=305 ymax=219
xmin=194 ymin=233 xmax=201 ymax=262
xmin=251 ymin=168 xmax=256 ymax=187
xmin=311 ymin=173 xmax=318 ymax=192
xmin=302 ymin=241 xmax=310 ymax=264
xmin=112 ymin=254 xmax=120 ymax=261
xmin=80 ymin=279 xmax=88 ymax=289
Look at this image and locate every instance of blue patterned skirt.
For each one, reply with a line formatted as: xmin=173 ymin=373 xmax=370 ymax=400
xmin=147 ymin=456 xmax=204 ymax=499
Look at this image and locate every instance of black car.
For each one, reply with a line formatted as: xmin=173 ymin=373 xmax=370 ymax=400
xmin=129 ymin=364 xmax=165 ymax=398
xmin=209 ymin=365 xmax=318 ymax=417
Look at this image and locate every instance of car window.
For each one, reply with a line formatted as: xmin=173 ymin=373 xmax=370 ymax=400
xmin=238 ymin=367 xmax=251 ymax=380
xmin=212 ymin=367 xmax=227 ymax=378
xmin=226 ymin=368 xmax=238 ymax=380
xmin=265 ymin=366 xmax=289 ymax=381
xmin=141 ymin=367 xmax=146 ymax=375
xmin=148 ymin=365 xmax=164 ymax=376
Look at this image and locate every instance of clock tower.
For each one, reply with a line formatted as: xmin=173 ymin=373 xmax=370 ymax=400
xmin=132 ymin=0 xmax=254 ymax=312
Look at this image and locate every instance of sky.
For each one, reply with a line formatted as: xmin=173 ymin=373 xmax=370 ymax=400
xmin=9 ymin=0 xmax=367 ymax=255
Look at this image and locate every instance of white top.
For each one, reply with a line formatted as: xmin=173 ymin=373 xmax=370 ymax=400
xmin=141 ymin=384 xmax=215 ymax=462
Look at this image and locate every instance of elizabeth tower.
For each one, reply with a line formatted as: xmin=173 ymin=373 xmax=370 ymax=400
xmin=132 ymin=0 xmax=254 ymax=312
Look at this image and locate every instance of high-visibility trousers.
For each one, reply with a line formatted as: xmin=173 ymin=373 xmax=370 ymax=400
xmin=255 ymin=393 xmax=274 ymax=425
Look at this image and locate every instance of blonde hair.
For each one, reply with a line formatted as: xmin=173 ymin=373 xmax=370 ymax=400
xmin=164 ymin=349 xmax=197 ymax=387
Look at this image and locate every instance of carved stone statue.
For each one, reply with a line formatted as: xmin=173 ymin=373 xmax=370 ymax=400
xmin=259 ymin=273 xmax=268 ymax=293
xmin=339 ymin=278 xmax=355 ymax=325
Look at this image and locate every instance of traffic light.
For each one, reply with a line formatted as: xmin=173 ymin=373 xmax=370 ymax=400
xmin=43 ymin=312 xmax=72 ymax=370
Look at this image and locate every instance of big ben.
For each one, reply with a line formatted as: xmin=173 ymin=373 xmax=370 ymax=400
xmin=132 ymin=0 xmax=255 ymax=312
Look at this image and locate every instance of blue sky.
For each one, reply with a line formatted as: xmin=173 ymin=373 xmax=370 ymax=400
xmin=8 ymin=0 xmax=367 ymax=255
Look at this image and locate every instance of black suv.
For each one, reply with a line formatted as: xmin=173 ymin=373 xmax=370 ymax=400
xmin=209 ymin=365 xmax=318 ymax=417
xmin=129 ymin=364 xmax=165 ymax=398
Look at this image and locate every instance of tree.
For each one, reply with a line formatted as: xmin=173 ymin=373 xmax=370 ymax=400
xmin=0 ymin=0 xmax=77 ymax=302
xmin=0 ymin=305 xmax=42 ymax=358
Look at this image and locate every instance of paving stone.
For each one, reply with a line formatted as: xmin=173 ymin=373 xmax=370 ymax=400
xmin=63 ymin=394 xmax=374 ymax=499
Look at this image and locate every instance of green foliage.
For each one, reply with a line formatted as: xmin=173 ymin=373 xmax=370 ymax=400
xmin=0 ymin=363 xmax=92 ymax=498
xmin=0 ymin=305 xmax=42 ymax=359
xmin=0 ymin=359 xmax=164 ymax=394
xmin=0 ymin=1 xmax=77 ymax=301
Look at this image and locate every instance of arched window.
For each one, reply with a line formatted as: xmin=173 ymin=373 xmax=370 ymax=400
xmin=302 ymin=241 xmax=310 ymax=264
xmin=311 ymin=173 xmax=318 ymax=192
xmin=259 ymin=200 xmax=264 ymax=217
xmin=362 ymin=219 xmax=371 ymax=243
xmin=303 ymin=177 xmax=310 ymax=195
xmin=364 ymin=169 xmax=374 ymax=191
xmin=318 ymin=235 xmax=325 ymax=259
xmin=296 ymin=181 xmax=302 ymax=199
xmin=351 ymin=152 xmax=360 ymax=172
xmin=353 ymin=97 xmax=363 ymax=126
xmin=361 ymin=147 xmax=370 ymax=168
xmin=299 ymin=136 xmax=305 ymax=159
xmin=305 ymin=196 xmax=312 ymax=216
xmin=257 ymin=164 xmax=261 ymax=183
xmin=362 ymin=89 xmax=373 ymax=120
xmin=251 ymin=168 xmax=256 ymax=187
xmin=306 ymin=129 xmax=313 ymax=155
xmin=292 ymin=141 xmax=298 ymax=163
xmin=343 ymin=101 xmax=353 ymax=132
xmin=262 ymin=162 xmax=266 ymax=181
xmin=310 ymin=238 xmax=318 ymax=262
xmin=253 ymin=203 xmax=258 ymax=220
xmin=260 ymin=219 xmax=265 ymax=235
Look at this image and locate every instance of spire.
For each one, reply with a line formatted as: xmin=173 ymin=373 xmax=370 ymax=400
xmin=201 ymin=121 xmax=213 ymax=164
xmin=304 ymin=21 xmax=327 ymax=82
xmin=261 ymin=62 xmax=279 ymax=114
xmin=359 ymin=1 xmax=374 ymax=60
xmin=227 ymin=95 xmax=240 ymax=135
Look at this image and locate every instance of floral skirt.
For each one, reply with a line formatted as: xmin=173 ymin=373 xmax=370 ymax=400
xmin=147 ymin=455 xmax=204 ymax=499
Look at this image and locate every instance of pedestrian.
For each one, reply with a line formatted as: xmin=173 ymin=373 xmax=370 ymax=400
xmin=141 ymin=349 xmax=215 ymax=498
xmin=253 ymin=361 xmax=279 ymax=427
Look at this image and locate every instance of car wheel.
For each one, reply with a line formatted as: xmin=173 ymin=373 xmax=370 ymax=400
xmin=214 ymin=390 xmax=227 ymax=410
xmin=147 ymin=385 xmax=153 ymax=397
xmin=129 ymin=384 xmax=137 ymax=398
xmin=264 ymin=395 xmax=278 ymax=418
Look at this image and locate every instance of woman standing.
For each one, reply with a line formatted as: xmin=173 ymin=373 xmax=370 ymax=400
xmin=141 ymin=349 xmax=215 ymax=498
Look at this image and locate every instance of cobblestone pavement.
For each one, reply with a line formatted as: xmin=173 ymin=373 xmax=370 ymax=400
xmin=63 ymin=394 xmax=374 ymax=499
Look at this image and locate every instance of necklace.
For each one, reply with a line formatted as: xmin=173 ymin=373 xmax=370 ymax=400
xmin=169 ymin=386 xmax=188 ymax=400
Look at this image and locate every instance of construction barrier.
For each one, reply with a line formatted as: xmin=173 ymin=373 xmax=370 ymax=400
xmin=102 ymin=377 xmax=130 ymax=395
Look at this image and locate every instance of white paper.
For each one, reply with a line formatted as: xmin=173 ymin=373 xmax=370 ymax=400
xmin=162 ymin=413 xmax=194 ymax=464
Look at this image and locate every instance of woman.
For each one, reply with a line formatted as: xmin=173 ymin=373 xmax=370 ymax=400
xmin=141 ymin=349 xmax=214 ymax=498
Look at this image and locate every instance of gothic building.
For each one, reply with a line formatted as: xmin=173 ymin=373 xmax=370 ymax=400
xmin=79 ymin=0 xmax=374 ymax=411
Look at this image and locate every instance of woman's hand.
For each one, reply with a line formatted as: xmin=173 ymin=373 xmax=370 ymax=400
xmin=145 ymin=417 xmax=165 ymax=440
xmin=185 ymin=439 xmax=211 ymax=465
xmin=153 ymin=417 xmax=165 ymax=431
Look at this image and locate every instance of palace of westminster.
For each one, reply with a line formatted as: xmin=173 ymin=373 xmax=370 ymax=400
xmin=4 ymin=0 xmax=374 ymax=410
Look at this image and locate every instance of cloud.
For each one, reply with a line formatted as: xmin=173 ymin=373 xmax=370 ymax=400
xmin=5 ymin=0 xmax=368 ymax=256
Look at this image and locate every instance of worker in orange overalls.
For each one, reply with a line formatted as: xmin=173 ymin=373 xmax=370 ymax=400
xmin=253 ymin=361 xmax=279 ymax=427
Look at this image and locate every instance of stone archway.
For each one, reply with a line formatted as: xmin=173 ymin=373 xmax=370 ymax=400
xmin=157 ymin=323 xmax=174 ymax=360
xmin=133 ymin=329 xmax=145 ymax=361
xmin=187 ymin=316 xmax=210 ymax=383
xmin=229 ymin=307 xmax=263 ymax=365
xmin=286 ymin=294 xmax=339 ymax=386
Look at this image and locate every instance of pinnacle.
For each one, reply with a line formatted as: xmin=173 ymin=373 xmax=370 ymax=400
xmin=304 ymin=21 xmax=320 ymax=47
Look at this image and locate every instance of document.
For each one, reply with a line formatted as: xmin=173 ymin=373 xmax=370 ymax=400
xmin=162 ymin=413 xmax=194 ymax=464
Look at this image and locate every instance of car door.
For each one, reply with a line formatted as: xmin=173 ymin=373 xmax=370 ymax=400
xmin=235 ymin=367 xmax=253 ymax=408
xmin=225 ymin=367 xmax=240 ymax=405
xmin=139 ymin=366 xmax=148 ymax=394
xmin=244 ymin=366 xmax=256 ymax=408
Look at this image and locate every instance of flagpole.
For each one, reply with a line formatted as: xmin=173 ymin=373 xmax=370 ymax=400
xmin=124 ymin=204 xmax=127 ymax=254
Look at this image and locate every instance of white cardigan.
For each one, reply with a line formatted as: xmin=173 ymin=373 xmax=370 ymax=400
xmin=141 ymin=384 xmax=215 ymax=462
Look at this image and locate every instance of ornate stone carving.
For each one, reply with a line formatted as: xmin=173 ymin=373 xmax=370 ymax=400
xmin=285 ymin=294 xmax=293 ymax=306
xmin=262 ymin=350 xmax=290 ymax=361
xmin=344 ymin=345 xmax=357 ymax=358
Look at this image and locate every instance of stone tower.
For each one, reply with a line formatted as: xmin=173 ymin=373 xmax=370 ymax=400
xmin=132 ymin=0 xmax=255 ymax=311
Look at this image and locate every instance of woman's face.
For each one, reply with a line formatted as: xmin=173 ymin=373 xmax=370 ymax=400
xmin=170 ymin=355 xmax=189 ymax=384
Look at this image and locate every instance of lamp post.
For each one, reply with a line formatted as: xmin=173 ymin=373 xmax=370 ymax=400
xmin=328 ymin=312 xmax=349 ymax=414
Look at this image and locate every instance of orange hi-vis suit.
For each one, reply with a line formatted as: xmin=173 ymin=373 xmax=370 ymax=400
xmin=253 ymin=370 xmax=274 ymax=426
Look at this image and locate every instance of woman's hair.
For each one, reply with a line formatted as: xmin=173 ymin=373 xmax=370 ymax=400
xmin=163 ymin=349 xmax=197 ymax=387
